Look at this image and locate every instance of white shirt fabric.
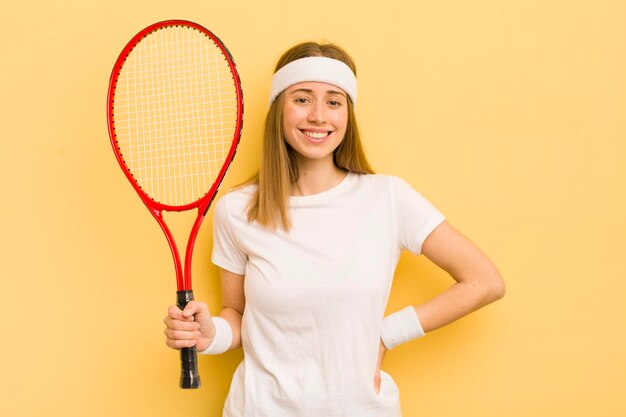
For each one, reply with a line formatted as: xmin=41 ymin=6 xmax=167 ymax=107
xmin=211 ymin=173 xmax=445 ymax=417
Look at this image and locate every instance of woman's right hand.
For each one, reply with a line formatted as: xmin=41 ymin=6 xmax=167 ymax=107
xmin=163 ymin=301 xmax=215 ymax=352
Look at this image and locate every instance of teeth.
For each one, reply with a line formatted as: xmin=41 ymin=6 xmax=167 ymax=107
xmin=303 ymin=130 xmax=329 ymax=139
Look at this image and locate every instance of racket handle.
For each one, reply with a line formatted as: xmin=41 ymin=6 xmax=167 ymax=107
xmin=177 ymin=290 xmax=201 ymax=389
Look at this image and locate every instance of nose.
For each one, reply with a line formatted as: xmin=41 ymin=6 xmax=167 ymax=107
xmin=307 ymin=102 xmax=326 ymax=123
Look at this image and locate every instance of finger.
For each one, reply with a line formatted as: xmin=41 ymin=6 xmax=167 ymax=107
xmin=183 ymin=300 xmax=211 ymax=319
xmin=374 ymin=372 xmax=381 ymax=394
xmin=163 ymin=316 xmax=201 ymax=332
xmin=164 ymin=328 xmax=202 ymax=340
xmin=167 ymin=305 xmax=187 ymax=320
xmin=165 ymin=337 xmax=198 ymax=350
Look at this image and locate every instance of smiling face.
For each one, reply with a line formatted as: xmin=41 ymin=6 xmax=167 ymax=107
xmin=281 ymin=81 xmax=349 ymax=165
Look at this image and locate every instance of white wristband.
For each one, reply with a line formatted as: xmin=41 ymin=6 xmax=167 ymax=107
xmin=380 ymin=306 xmax=425 ymax=350
xmin=199 ymin=316 xmax=233 ymax=355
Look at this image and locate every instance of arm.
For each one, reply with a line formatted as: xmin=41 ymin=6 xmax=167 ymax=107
xmin=216 ymin=268 xmax=245 ymax=350
xmin=163 ymin=268 xmax=245 ymax=352
xmin=375 ymin=221 xmax=504 ymax=390
xmin=415 ymin=220 xmax=506 ymax=332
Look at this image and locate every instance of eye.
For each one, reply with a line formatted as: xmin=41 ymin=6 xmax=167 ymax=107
xmin=328 ymin=100 xmax=341 ymax=106
xmin=294 ymin=97 xmax=310 ymax=104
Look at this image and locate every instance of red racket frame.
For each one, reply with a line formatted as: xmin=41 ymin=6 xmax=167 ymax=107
xmin=107 ymin=20 xmax=243 ymax=389
xmin=106 ymin=20 xmax=243 ymax=293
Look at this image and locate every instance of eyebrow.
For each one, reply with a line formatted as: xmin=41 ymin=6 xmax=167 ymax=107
xmin=289 ymin=88 xmax=347 ymax=97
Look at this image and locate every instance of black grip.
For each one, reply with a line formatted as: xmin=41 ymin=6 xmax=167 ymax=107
xmin=177 ymin=290 xmax=201 ymax=389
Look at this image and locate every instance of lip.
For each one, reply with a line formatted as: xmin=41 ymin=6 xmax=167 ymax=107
xmin=299 ymin=129 xmax=333 ymax=143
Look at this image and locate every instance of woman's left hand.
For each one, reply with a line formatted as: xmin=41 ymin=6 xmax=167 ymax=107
xmin=374 ymin=338 xmax=388 ymax=394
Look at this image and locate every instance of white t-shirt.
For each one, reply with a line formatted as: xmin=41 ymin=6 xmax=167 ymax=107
xmin=211 ymin=173 xmax=445 ymax=417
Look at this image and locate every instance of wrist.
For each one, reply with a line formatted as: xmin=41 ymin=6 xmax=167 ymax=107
xmin=199 ymin=316 xmax=233 ymax=355
xmin=380 ymin=306 xmax=425 ymax=350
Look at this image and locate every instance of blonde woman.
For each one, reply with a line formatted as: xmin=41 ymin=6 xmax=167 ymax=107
xmin=164 ymin=42 xmax=505 ymax=416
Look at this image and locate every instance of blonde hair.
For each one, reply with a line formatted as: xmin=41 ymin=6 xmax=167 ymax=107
xmin=246 ymin=42 xmax=374 ymax=231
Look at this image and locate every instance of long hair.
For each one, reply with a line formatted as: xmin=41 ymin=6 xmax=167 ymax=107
xmin=246 ymin=42 xmax=374 ymax=231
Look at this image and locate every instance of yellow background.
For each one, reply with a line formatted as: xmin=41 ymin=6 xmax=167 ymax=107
xmin=1 ymin=0 xmax=625 ymax=416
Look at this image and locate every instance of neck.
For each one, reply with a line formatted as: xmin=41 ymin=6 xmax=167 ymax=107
xmin=291 ymin=157 xmax=347 ymax=196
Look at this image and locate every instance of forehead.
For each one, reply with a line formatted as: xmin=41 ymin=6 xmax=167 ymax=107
xmin=285 ymin=81 xmax=347 ymax=97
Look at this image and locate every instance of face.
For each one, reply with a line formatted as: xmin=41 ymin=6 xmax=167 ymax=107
xmin=281 ymin=81 xmax=349 ymax=165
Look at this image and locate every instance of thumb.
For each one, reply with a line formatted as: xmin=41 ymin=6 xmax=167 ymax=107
xmin=374 ymin=371 xmax=381 ymax=394
xmin=181 ymin=300 xmax=200 ymax=319
xmin=374 ymin=338 xmax=387 ymax=394
xmin=181 ymin=300 xmax=211 ymax=320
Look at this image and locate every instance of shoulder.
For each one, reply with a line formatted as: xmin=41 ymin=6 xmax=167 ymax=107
xmin=214 ymin=183 xmax=256 ymax=218
xmin=356 ymin=174 xmax=438 ymax=211
xmin=352 ymin=173 xmax=408 ymax=192
xmin=221 ymin=183 xmax=257 ymax=202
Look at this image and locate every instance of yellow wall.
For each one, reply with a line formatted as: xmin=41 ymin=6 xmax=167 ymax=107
xmin=1 ymin=1 xmax=625 ymax=416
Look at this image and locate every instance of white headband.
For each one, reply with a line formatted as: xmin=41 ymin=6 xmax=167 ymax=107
xmin=268 ymin=56 xmax=357 ymax=106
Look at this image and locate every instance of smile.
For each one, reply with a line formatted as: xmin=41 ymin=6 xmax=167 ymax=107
xmin=301 ymin=130 xmax=331 ymax=140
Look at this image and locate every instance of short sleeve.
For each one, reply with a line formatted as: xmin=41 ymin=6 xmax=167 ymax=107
xmin=390 ymin=176 xmax=446 ymax=255
xmin=211 ymin=195 xmax=247 ymax=275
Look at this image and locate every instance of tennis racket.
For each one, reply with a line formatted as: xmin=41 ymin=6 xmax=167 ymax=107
xmin=106 ymin=20 xmax=243 ymax=389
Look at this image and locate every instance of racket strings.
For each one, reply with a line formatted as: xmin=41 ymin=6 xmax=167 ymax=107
xmin=113 ymin=25 xmax=238 ymax=207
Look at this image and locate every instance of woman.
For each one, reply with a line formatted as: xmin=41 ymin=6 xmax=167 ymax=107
xmin=164 ymin=42 xmax=505 ymax=416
